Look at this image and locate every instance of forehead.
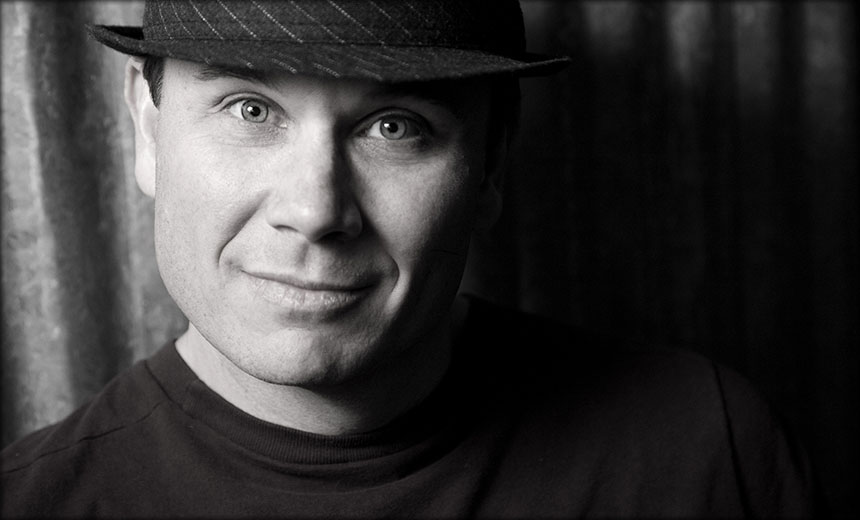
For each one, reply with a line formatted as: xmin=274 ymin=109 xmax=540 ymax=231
xmin=161 ymin=59 xmax=492 ymax=118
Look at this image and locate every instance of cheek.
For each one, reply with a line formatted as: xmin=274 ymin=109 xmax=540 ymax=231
xmin=155 ymin=132 xmax=258 ymax=236
xmin=377 ymin=159 xmax=479 ymax=330
xmin=367 ymin=154 xmax=479 ymax=274
xmin=151 ymin=140 xmax=208 ymax=313
xmin=152 ymin=133 xmax=260 ymax=300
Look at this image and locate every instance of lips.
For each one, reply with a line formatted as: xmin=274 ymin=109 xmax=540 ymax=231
xmin=241 ymin=270 xmax=371 ymax=318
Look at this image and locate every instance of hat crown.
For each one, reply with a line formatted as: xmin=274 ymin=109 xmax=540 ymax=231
xmin=89 ymin=0 xmax=569 ymax=81
xmin=142 ymin=0 xmax=526 ymax=56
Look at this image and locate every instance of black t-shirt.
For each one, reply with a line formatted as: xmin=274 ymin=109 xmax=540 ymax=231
xmin=1 ymin=297 xmax=821 ymax=518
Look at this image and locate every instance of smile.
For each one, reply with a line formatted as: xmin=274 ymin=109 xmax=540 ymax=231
xmin=242 ymin=271 xmax=370 ymax=318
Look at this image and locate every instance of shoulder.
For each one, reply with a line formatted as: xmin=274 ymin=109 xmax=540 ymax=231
xmin=1 ymin=344 xmax=183 ymax=516
xmin=464 ymin=295 xmax=794 ymax=432
xmin=3 ymin=356 xmax=163 ymax=471
xmin=462 ymin=294 xmax=724 ymax=400
xmin=461 ymin=296 xmax=821 ymax=517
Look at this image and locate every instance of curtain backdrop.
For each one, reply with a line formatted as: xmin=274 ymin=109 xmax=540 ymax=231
xmin=2 ymin=1 xmax=857 ymax=517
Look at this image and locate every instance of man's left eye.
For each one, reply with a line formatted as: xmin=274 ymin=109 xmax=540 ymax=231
xmin=367 ymin=116 xmax=422 ymax=140
xmin=227 ymin=99 xmax=270 ymax=123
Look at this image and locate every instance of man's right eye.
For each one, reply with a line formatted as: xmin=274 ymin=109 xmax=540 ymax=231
xmin=227 ymin=98 xmax=270 ymax=123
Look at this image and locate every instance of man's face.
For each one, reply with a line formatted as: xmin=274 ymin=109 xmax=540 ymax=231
xmin=135 ymin=59 xmax=500 ymax=387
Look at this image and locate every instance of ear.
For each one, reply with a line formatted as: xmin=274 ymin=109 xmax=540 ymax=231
xmin=124 ymin=57 xmax=158 ymax=198
xmin=474 ymin=125 xmax=507 ymax=232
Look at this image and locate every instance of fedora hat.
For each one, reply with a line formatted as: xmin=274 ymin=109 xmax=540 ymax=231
xmin=88 ymin=0 xmax=569 ymax=82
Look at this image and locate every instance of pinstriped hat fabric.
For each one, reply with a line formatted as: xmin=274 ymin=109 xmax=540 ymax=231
xmin=88 ymin=0 xmax=569 ymax=81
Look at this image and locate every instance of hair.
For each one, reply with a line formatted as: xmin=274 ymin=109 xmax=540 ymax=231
xmin=142 ymin=55 xmax=165 ymax=106
xmin=489 ymin=78 xmax=521 ymax=149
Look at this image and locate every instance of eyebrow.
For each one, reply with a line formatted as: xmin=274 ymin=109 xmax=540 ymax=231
xmin=366 ymin=82 xmax=485 ymax=118
xmin=193 ymin=64 xmax=276 ymax=87
xmin=191 ymin=65 xmax=482 ymax=118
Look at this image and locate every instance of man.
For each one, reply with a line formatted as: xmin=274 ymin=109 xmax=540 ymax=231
xmin=1 ymin=1 xmax=820 ymax=517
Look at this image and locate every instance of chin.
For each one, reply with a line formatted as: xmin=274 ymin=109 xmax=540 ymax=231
xmin=225 ymin=331 xmax=379 ymax=388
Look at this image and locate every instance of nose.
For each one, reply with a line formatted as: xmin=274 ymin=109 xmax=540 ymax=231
xmin=264 ymin=128 xmax=362 ymax=243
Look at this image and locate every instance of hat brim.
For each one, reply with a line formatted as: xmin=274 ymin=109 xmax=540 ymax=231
xmin=88 ymin=25 xmax=570 ymax=82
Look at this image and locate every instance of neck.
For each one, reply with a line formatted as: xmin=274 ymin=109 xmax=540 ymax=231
xmin=175 ymin=297 xmax=469 ymax=436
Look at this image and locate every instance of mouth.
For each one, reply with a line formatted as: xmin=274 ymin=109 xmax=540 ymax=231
xmin=241 ymin=270 xmax=371 ymax=318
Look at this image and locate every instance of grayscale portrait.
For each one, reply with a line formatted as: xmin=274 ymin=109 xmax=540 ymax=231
xmin=2 ymin=1 xmax=856 ymax=518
